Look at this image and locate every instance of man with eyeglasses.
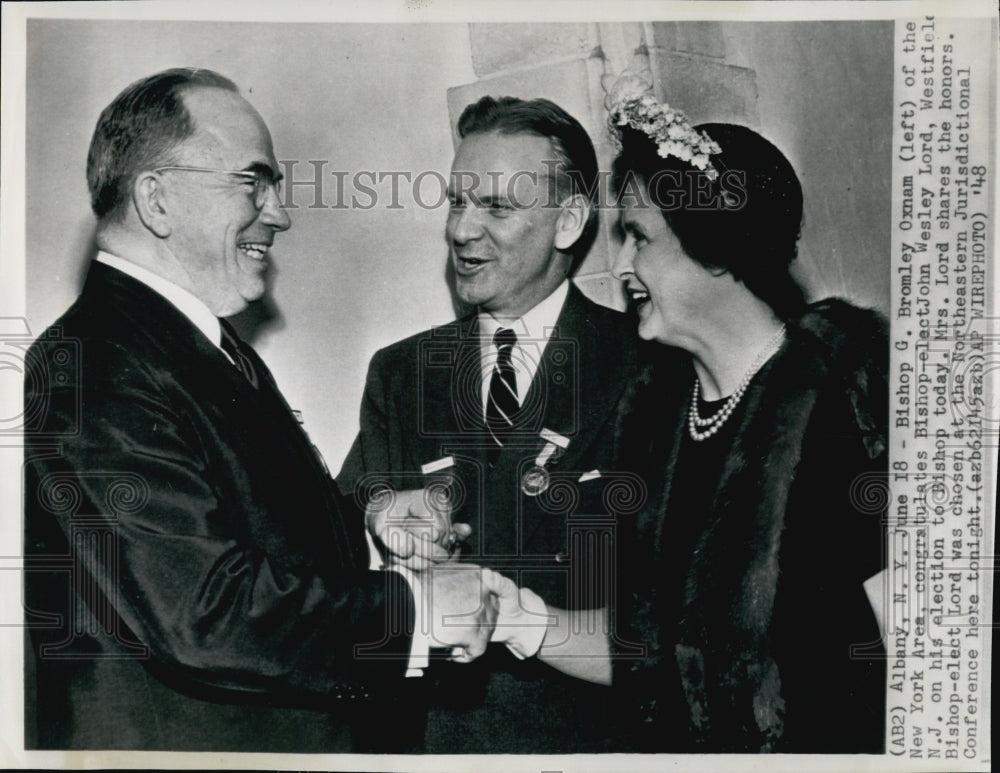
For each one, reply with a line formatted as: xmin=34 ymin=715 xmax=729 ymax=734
xmin=23 ymin=68 xmax=502 ymax=752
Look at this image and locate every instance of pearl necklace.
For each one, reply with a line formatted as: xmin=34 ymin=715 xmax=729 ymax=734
xmin=688 ymin=324 xmax=787 ymax=441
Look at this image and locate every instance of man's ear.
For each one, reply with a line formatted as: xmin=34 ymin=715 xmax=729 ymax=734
xmin=554 ymin=193 xmax=590 ymax=252
xmin=132 ymin=171 xmax=171 ymax=238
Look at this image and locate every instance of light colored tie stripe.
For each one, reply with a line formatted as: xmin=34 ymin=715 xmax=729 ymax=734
xmin=495 ymin=370 xmax=519 ymax=402
xmin=486 ymin=328 xmax=519 ymax=452
xmin=488 ymin=391 xmax=514 ymax=424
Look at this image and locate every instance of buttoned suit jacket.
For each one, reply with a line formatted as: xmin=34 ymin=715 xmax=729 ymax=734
xmin=338 ymin=283 xmax=640 ymax=752
xmin=23 ymin=262 xmax=415 ymax=752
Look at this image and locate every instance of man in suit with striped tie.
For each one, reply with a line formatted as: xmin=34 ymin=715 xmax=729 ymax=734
xmin=339 ymin=95 xmax=640 ymax=752
xmin=22 ymin=68 xmax=502 ymax=753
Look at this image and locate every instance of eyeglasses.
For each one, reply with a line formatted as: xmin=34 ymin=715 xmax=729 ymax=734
xmin=154 ymin=165 xmax=283 ymax=209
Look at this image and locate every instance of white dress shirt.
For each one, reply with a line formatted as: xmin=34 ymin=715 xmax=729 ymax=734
xmin=477 ymin=279 xmax=569 ymax=418
xmin=97 ymin=251 xmax=223 ymax=348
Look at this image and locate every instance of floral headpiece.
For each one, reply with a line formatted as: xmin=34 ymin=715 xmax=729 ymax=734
xmin=604 ymin=72 xmax=722 ymax=181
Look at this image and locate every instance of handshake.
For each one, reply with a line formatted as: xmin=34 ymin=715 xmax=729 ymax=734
xmin=365 ymin=487 xmax=548 ymax=664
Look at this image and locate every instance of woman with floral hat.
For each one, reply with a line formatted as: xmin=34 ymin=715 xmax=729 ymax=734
xmin=598 ymin=90 xmax=889 ymax=752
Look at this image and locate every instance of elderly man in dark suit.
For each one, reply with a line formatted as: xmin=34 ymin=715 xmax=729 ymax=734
xmin=338 ymin=96 xmax=639 ymax=753
xmin=23 ymin=68 xmax=500 ymax=753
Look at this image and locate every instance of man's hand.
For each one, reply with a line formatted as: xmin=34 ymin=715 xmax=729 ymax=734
xmin=426 ymin=565 xmax=500 ymax=663
xmin=365 ymin=487 xmax=471 ymax=570
xmin=481 ymin=570 xmax=551 ymax=659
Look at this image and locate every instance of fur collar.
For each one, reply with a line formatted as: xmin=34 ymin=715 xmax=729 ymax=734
xmin=619 ymin=299 xmax=887 ymax=751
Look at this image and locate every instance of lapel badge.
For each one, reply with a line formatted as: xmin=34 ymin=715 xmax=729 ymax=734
xmin=421 ymin=456 xmax=458 ymax=552
xmin=521 ymin=428 xmax=570 ymax=497
xmin=421 ymin=456 xmax=456 ymax=507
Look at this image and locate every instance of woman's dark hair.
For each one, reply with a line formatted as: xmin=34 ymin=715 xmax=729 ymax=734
xmin=613 ymin=122 xmax=807 ymax=319
xmin=87 ymin=68 xmax=239 ymax=222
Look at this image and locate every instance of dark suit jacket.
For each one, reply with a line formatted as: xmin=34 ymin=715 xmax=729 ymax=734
xmin=338 ymin=283 xmax=640 ymax=752
xmin=23 ymin=262 xmax=416 ymax=752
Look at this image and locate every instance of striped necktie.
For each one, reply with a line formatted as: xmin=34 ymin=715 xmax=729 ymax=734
xmin=486 ymin=327 xmax=518 ymax=462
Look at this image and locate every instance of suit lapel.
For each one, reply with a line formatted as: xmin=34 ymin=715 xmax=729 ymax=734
xmin=92 ymin=263 xmax=356 ymax=550
xmin=513 ymin=286 xmax=632 ymax=546
xmin=90 ymin=262 xmax=258 ymax=400
xmin=500 ymin=286 xmax=588 ymax=458
xmin=420 ymin=316 xmax=486 ymax=454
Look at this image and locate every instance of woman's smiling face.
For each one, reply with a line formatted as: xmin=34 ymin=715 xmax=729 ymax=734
xmin=612 ymin=182 xmax=718 ymax=347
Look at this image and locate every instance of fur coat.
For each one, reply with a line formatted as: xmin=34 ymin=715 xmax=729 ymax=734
xmin=613 ymin=299 xmax=888 ymax=753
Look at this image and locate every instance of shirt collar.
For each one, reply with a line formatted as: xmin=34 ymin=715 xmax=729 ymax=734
xmin=95 ymin=251 xmax=222 ymax=347
xmin=477 ymin=279 xmax=569 ymax=345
